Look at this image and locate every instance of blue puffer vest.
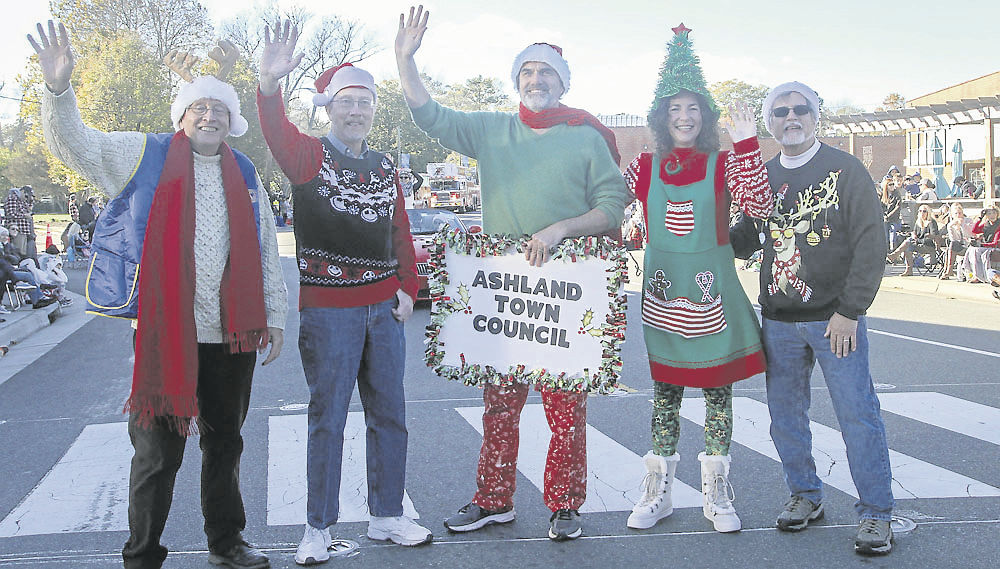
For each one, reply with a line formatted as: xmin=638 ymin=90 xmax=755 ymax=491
xmin=85 ymin=133 xmax=262 ymax=319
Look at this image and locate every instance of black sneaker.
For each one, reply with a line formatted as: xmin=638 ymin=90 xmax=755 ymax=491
xmin=443 ymin=502 xmax=515 ymax=532
xmin=548 ymin=509 xmax=582 ymax=541
xmin=207 ymin=541 xmax=269 ymax=569
xmin=776 ymin=496 xmax=824 ymax=532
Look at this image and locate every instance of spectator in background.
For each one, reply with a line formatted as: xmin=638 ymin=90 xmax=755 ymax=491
xmin=916 ymin=179 xmax=937 ymax=201
xmin=903 ymin=173 xmax=921 ymax=198
xmin=949 ymin=176 xmax=966 ymax=198
xmin=887 ymin=204 xmax=939 ymax=275
xmin=77 ymin=196 xmax=97 ymax=241
xmin=941 ymin=202 xmax=974 ymax=279
xmin=959 ymin=206 xmax=1000 ymax=283
xmin=68 ymin=193 xmax=80 ymax=223
xmin=4 ymin=186 xmax=35 ymax=258
xmin=880 ymin=175 xmax=902 ymax=250
xmin=0 ymin=227 xmax=45 ymax=309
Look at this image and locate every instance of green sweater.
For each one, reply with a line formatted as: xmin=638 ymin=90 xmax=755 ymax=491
xmin=411 ymin=100 xmax=627 ymax=236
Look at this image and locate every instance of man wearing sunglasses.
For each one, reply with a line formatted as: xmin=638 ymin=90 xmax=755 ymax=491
xmin=757 ymin=82 xmax=894 ymax=555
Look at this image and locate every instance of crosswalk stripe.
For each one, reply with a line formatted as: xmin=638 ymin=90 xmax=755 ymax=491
xmin=0 ymin=422 xmax=131 ymax=536
xmin=266 ymin=414 xmax=419 ymax=526
xmin=455 ymin=405 xmax=705 ymax=513
xmin=679 ymin=397 xmax=1000 ymax=500
xmin=878 ymin=392 xmax=1000 ymax=446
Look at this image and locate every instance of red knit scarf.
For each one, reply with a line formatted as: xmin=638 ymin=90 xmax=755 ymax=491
xmin=518 ymin=103 xmax=621 ymax=165
xmin=126 ymin=131 xmax=269 ymax=435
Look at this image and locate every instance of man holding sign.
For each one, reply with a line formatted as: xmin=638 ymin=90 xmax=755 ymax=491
xmin=396 ymin=6 xmax=628 ymax=541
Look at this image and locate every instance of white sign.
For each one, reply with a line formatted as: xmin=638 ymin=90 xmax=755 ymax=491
xmin=425 ymin=233 xmax=627 ymax=393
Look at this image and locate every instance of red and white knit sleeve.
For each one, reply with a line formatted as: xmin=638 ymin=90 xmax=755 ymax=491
xmin=257 ymin=87 xmax=323 ymax=186
xmin=624 ymin=153 xmax=652 ymax=204
xmin=724 ymin=138 xmax=773 ymax=219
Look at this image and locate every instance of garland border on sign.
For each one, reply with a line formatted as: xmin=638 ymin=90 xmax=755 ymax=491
xmin=424 ymin=229 xmax=628 ymax=394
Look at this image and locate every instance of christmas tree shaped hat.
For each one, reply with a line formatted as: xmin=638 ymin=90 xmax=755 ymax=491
xmin=650 ymin=24 xmax=717 ymax=114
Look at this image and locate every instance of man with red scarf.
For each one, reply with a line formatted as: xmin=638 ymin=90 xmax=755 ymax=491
xmin=31 ymin=21 xmax=286 ymax=569
xmin=395 ymin=6 xmax=628 ymax=541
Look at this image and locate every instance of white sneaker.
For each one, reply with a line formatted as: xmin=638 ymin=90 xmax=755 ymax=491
xmin=367 ymin=516 xmax=432 ymax=546
xmin=295 ymin=524 xmax=331 ymax=565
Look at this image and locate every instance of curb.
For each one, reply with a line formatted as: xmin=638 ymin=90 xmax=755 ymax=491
xmin=0 ymin=302 xmax=62 ymax=347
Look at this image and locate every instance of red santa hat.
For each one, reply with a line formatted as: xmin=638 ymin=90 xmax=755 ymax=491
xmin=312 ymin=63 xmax=377 ymax=107
xmin=510 ymin=43 xmax=571 ymax=93
xmin=170 ymin=76 xmax=249 ymax=137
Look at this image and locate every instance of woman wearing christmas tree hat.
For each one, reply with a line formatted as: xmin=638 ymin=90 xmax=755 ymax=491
xmin=623 ymin=23 xmax=773 ymax=533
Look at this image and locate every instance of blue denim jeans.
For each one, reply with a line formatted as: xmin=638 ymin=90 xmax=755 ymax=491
xmin=299 ymin=298 xmax=407 ymax=529
xmin=762 ymin=316 xmax=894 ymax=521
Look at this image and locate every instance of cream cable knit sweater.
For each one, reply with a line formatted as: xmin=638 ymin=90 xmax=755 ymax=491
xmin=42 ymin=86 xmax=287 ymax=342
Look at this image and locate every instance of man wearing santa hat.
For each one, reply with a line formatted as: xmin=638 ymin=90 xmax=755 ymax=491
xmin=394 ymin=6 xmax=629 ymax=542
xmin=30 ymin=20 xmax=286 ymax=569
xmin=257 ymin=20 xmax=430 ymax=566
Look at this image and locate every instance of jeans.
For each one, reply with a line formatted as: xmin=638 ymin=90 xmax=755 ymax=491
xmin=884 ymin=222 xmax=900 ymax=251
xmin=122 ymin=344 xmax=256 ymax=569
xmin=298 ymin=298 xmax=407 ymax=529
xmin=762 ymin=316 xmax=894 ymax=521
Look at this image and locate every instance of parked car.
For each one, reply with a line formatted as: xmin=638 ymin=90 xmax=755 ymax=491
xmin=407 ymin=208 xmax=482 ymax=302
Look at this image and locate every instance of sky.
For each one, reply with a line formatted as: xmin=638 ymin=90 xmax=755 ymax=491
xmin=1 ymin=0 xmax=998 ymax=121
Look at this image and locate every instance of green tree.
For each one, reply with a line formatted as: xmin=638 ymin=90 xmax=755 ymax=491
xmin=442 ymin=75 xmax=512 ymax=112
xmin=368 ymin=79 xmax=448 ymax=173
xmin=874 ymin=92 xmax=906 ymax=112
xmin=709 ymin=79 xmax=769 ymax=137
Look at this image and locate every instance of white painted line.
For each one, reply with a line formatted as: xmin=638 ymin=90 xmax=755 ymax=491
xmin=868 ymin=329 xmax=1000 ymax=358
xmin=680 ymin=397 xmax=1000 ymax=500
xmin=879 ymin=392 xmax=1000 ymax=446
xmin=267 ymin=414 xmax=418 ymax=526
xmin=0 ymin=422 xmax=131 ymax=536
xmin=455 ymin=405 xmax=704 ymax=513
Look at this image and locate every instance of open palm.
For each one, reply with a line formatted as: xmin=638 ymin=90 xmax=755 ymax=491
xmin=27 ymin=21 xmax=74 ymax=94
xmin=260 ymin=21 xmax=303 ymax=83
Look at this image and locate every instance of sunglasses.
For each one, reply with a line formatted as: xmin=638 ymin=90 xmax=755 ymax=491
xmin=771 ymin=105 xmax=811 ymax=118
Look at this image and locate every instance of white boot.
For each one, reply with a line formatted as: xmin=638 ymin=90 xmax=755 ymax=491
xmin=698 ymin=452 xmax=741 ymax=532
xmin=627 ymin=451 xmax=680 ymax=529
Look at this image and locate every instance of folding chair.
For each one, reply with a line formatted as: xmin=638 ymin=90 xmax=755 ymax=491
xmin=4 ymin=281 xmax=38 ymax=310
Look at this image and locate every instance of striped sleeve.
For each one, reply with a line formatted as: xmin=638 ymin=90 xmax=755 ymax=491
xmin=724 ymin=138 xmax=773 ymax=219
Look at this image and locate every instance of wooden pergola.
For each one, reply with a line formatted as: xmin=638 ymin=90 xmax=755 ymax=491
xmin=828 ymin=96 xmax=1000 ymax=201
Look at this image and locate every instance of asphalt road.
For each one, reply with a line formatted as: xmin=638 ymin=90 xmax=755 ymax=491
xmin=0 ymin=219 xmax=997 ymax=569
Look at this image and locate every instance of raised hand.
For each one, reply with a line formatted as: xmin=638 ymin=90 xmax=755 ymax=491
xmin=395 ymin=5 xmax=429 ymax=60
xmin=723 ymin=101 xmax=757 ymax=143
xmin=260 ymin=20 xmax=303 ymax=95
xmin=27 ymin=20 xmax=75 ymax=95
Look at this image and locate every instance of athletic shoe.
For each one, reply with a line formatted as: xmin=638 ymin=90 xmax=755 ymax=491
xmin=367 ymin=516 xmax=432 ymax=546
xmin=855 ymin=518 xmax=893 ymax=555
xmin=294 ymin=525 xmax=330 ymax=565
xmin=548 ymin=509 xmax=582 ymax=541
xmin=443 ymin=503 xmax=515 ymax=532
xmin=207 ymin=541 xmax=269 ymax=569
xmin=776 ymin=496 xmax=824 ymax=532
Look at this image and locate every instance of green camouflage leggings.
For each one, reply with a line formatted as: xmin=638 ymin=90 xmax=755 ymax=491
xmin=651 ymin=382 xmax=733 ymax=456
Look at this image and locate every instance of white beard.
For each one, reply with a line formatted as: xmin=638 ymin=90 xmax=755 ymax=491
xmin=777 ymin=129 xmax=809 ymax=146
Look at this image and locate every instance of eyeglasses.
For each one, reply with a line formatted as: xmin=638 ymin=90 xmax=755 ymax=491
xmin=187 ymin=104 xmax=230 ymax=118
xmin=331 ymin=98 xmax=374 ymax=110
xmin=771 ymin=105 xmax=811 ymax=118
xmin=770 ymin=228 xmax=796 ymax=239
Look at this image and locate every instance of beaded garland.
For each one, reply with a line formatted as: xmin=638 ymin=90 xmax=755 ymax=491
xmin=424 ymin=228 xmax=629 ymax=394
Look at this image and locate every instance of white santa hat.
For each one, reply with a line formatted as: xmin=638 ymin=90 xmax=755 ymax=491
xmin=170 ymin=75 xmax=249 ymax=137
xmin=312 ymin=63 xmax=377 ymax=107
xmin=510 ymin=43 xmax=571 ymax=93
xmin=762 ymin=81 xmax=821 ymax=137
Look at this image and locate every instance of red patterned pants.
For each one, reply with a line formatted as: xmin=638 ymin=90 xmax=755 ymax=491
xmin=472 ymin=383 xmax=588 ymax=512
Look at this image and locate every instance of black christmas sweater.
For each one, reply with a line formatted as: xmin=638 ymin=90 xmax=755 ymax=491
xmin=759 ymin=143 xmax=887 ymax=322
xmin=258 ymin=88 xmax=417 ymax=308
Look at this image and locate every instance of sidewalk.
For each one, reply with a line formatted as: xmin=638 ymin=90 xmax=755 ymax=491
xmin=0 ymin=290 xmax=92 ymax=387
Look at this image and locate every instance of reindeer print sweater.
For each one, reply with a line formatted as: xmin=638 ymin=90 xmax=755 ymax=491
xmin=258 ymin=89 xmax=418 ymax=309
xmin=759 ymin=143 xmax=886 ymax=322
